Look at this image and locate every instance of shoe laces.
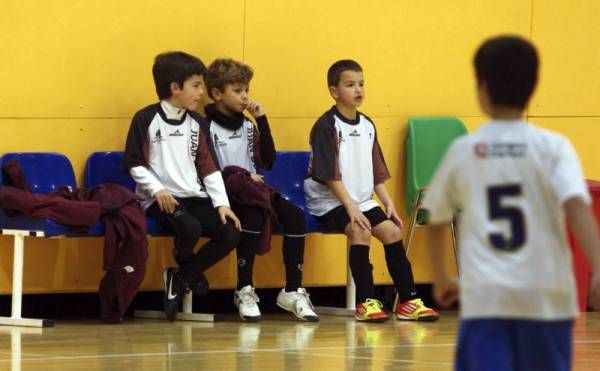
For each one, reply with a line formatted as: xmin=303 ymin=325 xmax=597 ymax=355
xmin=239 ymin=287 xmax=260 ymax=306
xmin=293 ymin=288 xmax=314 ymax=310
xmin=405 ymin=298 xmax=424 ymax=308
xmin=363 ymin=298 xmax=384 ymax=312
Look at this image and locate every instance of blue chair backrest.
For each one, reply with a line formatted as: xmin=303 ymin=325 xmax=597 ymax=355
xmin=84 ymin=151 xmax=135 ymax=191
xmin=261 ymin=151 xmax=310 ymax=210
xmin=0 ymin=152 xmax=76 ymax=194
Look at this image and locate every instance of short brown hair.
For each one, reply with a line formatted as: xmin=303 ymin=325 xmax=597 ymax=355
xmin=152 ymin=51 xmax=206 ymax=100
xmin=327 ymin=60 xmax=362 ymax=87
xmin=205 ymin=58 xmax=254 ymax=99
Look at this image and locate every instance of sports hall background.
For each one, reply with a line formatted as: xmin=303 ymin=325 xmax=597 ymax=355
xmin=0 ymin=0 xmax=598 ymax=295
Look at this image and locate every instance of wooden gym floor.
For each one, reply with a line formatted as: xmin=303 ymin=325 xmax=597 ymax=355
xmin=0 ymin=311 xmax=599 ymax=370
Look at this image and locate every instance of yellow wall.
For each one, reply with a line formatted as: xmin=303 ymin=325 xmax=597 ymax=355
xmin=0 ymin=0 xmax=598 ymax=293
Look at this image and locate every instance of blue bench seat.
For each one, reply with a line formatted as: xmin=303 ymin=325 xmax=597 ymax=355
xmin=0 ymin=153 xmax=104 ymax=237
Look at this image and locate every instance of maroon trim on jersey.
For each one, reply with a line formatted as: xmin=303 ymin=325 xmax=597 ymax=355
xmin=309 ymin=107 xmax=390 ymax=185
xmin=188 ymin=111 xmax=219 ymax=178
xmin=123 ymin=103 xmax=219 ymax=180
xmin=308 ymin=109 xmax=340 ymax=182
xmin=123 ymin=104 xmax=157 ymax=171
xmin=372 ymin=132 xmax=390 ymax=184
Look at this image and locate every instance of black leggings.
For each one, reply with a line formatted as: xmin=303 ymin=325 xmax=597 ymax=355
xmin=147 ymin=197 xmax=239 ymax=285
xmin=234 ymin=194 xmax=306 ymax=291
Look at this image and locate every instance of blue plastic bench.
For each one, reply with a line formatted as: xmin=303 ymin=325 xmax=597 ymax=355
xmin=0 ymin=152 xmax=104 ymax=237
xmin=83 ymin=151 xmax=165 ymax=236
xmin=84 ymin=151 xmax=333 ymax=235
xmin=260 ymin=151 xmax=354 ymax=316
xmin=259 ymin=151 xmax=331 ymax=233
xmin=0 ymin=152 xmax=108 ymax=327
xmin=85 ymin=151 xmax=355 ymax=317
xmin=84 ymin=151 xmax=222 ymax=321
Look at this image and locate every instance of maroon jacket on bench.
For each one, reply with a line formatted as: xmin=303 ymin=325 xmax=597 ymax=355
xmin=0 ymin=159 xmax=148 ymax=323
xmin=222 ymin=165 xmax=277 ymax=255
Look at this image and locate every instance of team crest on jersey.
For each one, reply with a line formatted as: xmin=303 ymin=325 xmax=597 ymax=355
xmin=152 ymin=129 xmax=165 ymax=143
xmin=474 ymin=142 xmax=527 ymax=158
xmin=213 ymin=133 xmax=227 ymax=147
xmin=338 ymin=130 xmax=345 ymax=143
xmin=474 ymin=142 xmax=488 ymax=158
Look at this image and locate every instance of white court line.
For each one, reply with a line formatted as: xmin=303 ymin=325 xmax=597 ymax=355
xmin=3 ymin=340 xmax=600 ymax=364
xmin=0 ymin=343 xmax=457 ymax=364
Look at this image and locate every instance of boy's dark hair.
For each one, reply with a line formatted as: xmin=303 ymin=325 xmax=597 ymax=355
xmin=327 ymin=60 xmax=362 ymax=87
xmin=205 ymin=59 xmax=254 ymax=100
xmin=474 ymin=35 xmax=538 ymax=109
xmin=152 ymin=51 xmax=206 ymax=100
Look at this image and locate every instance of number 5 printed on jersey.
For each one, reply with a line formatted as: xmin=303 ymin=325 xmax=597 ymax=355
xmin=487 ymin=184 xmax=526 ymax=251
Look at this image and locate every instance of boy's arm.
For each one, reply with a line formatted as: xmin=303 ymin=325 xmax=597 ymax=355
xmin=122 ymin=110 xmax=172 ymax=209
xmin=202 ymin=171 xmax=230 ymax=208
xmin=192 ymin=114 xmax=231 ymax=208
xmin=565 ymin=197 xmax=600 ymax=310
xmin=202 ymin=171 xmax=241 ymax=229
xmin=326 ymin=180 xmax=371 ymax=230
xmin=374 ymin=183 xmax=402 ymax=227
xmin=247 ymin=101 xmax=276 ymax=170
xmin=370 ymin=127 xmax=398 ymax=225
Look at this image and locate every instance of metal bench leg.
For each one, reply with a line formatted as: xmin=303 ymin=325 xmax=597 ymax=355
xmin=135 ymin=290 xmax=224 ymax=322
xmin=0 ymin=230 xmax=53 ymax=328
xmin=314 ymin=240 xmax=355 ymax=317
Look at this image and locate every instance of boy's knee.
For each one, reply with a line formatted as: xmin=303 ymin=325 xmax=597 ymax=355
xmin=347 ymin=226 xmax=372 ymax=243
xmin=217 ymin=221 xmax=240 ymax=250
xmin=375 ymin=221 xmax=402 ymax=244
xmin=176 ymin=217 xmax=203 ymax=249
xmin=387 ymin=224 xmax=402 ymax=242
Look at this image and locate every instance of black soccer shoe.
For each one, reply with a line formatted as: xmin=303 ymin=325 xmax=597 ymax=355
xmin=163 ymin=268 xmax=186 ymax=322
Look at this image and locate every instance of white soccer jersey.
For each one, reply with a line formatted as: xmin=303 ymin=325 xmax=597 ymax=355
xmin=304 ymin=106 xmax=390 ymax=216
xmin=123 ymin=102 xmax=229 ymax=211
xmin=423 ymin=119 xmax=591 ymax=320
xmin=208 ymin=119 xmax=257 ymax=173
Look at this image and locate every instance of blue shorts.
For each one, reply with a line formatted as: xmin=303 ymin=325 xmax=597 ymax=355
xmin=455 ymin=318 xmax=573 ymax=371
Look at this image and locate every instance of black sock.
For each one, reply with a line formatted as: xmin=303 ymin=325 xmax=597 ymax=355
xmin=236 ymin=232 xmax=260 ymax=289
xmin=349 ymin=244 xmax=374 ymax=304
xmin=384 ymin=240 xmax=417 ymax=303
xmin=283 ymin=235 xmax=305 ymax=292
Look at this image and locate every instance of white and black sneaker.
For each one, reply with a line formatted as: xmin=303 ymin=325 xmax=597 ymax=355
xmin=234 ymin=285 xmax=262 ymax=321
xmin=163 ymin=268 xmax=186 ymax=322
xmin=276 ymin=288 xmax=319 ymax=322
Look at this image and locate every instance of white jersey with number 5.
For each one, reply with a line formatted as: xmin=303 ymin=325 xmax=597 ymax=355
xmin=422 ymin=119 xmax=591 ymax=320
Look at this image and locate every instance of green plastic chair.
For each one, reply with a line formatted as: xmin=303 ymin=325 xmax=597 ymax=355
xmin=404 ymin=117 xmax=467 ymax=263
